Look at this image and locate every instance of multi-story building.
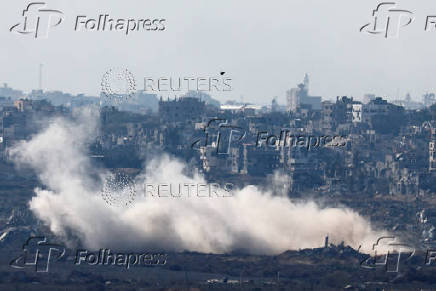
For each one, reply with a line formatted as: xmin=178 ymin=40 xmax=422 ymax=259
xmin=286 ymin=74 xmax=322 ymax=112
xmin=159 ymin=96 xmax=205 ymax=123
xmin=0 ymin=83 xmax=23 ymax=99
xmin=321 ymin=101 xmax=334 ymax=127
xmin=423 ymin=93 xmax=436 ymax=107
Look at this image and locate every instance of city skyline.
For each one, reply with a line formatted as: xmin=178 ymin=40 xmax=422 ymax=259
xmin=2 ymin=0 xmax=436 ymax=105
xmin=0 ymin=71 xmax=433 ymax=107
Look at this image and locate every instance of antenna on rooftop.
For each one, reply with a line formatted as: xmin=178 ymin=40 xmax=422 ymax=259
xmin=39 ymin=63 xmax=43 ymax=91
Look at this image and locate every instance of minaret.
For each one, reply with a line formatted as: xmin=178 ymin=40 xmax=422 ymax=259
xmin=303 ymin=73 xmax=309 ymax=92
xmin=423 ymin=121 xmax=436 ymax=171
xmin=430 ymin=127 xmax=436 ymax=171
xmin=39 ymin=64 xmax=43 ymax=91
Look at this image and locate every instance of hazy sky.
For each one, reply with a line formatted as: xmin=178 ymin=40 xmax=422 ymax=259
xmin=2 ymin=0 xmax=436 ymax=105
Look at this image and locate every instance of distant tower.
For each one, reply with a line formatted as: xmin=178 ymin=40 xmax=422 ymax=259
xmin=286 ymin=74 xmax=309 ymax=112
xmin=430 ymin=135 xmax=436 ymax=171
xmin=423 ymin=121 xmax=436 ymax=171
xmin=324 ymin=235 xmax=329 ymax=248
xmin=303 ymin=73 xmax=309 ymax=92
xmin=271 ymin=97 xmax=278 ymax=112
xmin=39 ymin=64 xmax=43 ymax=91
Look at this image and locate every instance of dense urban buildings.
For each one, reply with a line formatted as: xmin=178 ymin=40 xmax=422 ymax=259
xmin=2 ymin=81 xmax=436 ymax=289
xmin=0 ymin=81 xmax=436 ymax=202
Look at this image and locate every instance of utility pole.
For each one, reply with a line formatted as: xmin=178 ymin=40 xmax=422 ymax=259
xmin=240 ymin=270 xmax=242 ymax=288
xmin=39 ymin=63 xmax=43 ymax=91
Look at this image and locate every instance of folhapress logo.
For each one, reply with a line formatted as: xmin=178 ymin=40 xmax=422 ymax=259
xmin=360 ymin=236 xmax=415 ymax=272
xmin=10 ymin=236 xmax=66 ymax=272
xmin=10 ymin=2 xmax=64 ymax=38
xmin=360 ymin=2 xmax=414 ymax=39
xmin=191 ymin=119 xmax=246 ymax=155
xmin=10 ymin=2 xmax=166 ymax=39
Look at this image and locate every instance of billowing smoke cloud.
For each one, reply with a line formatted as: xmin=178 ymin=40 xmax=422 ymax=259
xmin=10 ymin=110 xmax=387 ymax=254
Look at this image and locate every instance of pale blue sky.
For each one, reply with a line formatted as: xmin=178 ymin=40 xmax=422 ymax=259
xmin=1 ymin=0 xmax=436 ymax=105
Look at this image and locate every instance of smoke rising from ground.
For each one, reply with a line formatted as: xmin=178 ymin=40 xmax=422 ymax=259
xmin=10 ymin=111 xmax=387 ymax=254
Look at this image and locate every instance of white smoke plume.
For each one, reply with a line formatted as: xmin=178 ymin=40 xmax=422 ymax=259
xmin=10 ymin=111 xmax=387 ymax=254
